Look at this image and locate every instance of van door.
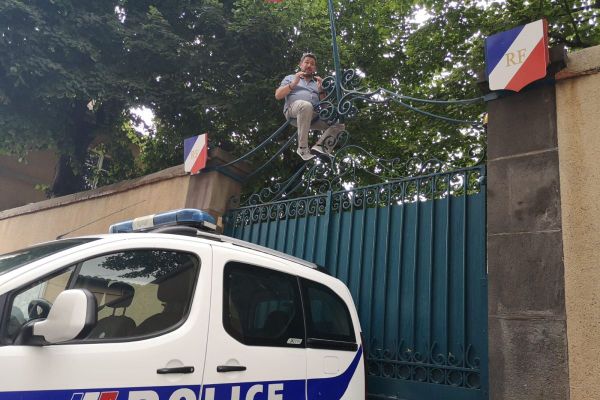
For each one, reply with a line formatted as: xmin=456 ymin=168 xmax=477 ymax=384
xmin=301 ymin=278 xmax=365 ymax=400
xmin=202 ymin=247 xmax=307 ymax=400
xmin=0 ymin=238 xmax=212 ymax=400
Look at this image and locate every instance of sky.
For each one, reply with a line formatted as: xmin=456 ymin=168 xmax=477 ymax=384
xmin=130 ymin=106 xmax=155 ymax=135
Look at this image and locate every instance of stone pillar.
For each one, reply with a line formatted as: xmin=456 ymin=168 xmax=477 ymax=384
xmin=486 ymin=82 xmax=570 ymax=399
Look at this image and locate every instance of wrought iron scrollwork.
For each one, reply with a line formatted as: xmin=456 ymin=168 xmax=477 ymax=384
xmin=367 ymin=339 xmax=482 ymax=390
xmin=227 ymin=194 xmax=329 ymax=228
xmin=316 ymin=69 xmax=483 ymax=126
xmin=229 ymin=163 xmax=486 ymax=228
xmin=238 ymin=141 xmax=485 ymax=207
xmin=317 ymin=69 xmax=363 ymax=123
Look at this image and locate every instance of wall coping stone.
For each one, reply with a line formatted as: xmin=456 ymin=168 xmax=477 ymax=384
xmin=0 ymin=147 xmax=251 ymax=221
xmin=556 ymin=45 xmax=600 ymax=80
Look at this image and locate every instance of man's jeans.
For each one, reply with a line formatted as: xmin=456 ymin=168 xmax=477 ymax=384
xmin=285 ymin=100 xmax=345 ymax=151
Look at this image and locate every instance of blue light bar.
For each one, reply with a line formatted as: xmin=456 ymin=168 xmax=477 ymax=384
xmin=109 ymin=209 xmax=217 ymax=233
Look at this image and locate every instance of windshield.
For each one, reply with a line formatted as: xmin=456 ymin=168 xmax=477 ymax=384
xmin=0 ymin=238 xmax=98 ymax=276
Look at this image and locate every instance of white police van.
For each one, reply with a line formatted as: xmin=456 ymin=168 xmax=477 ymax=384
xmin=0 ymin=209 xmax=365 ymax=400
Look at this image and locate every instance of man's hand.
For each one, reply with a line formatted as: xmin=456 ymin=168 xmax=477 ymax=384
xmin=275 ymin=71 xmax=305 ymax=100
xmin=292 ymin=71 xmax=304 ymax=87
xmin=315 ymin=75 xmax=323 ymax=91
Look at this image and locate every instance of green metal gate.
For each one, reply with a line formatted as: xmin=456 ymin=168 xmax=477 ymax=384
xmin=224 ymin=165 xmax=487 ymax=400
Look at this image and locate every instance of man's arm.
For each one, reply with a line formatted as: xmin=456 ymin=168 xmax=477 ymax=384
xmin=275 ymin=83 xmax=291 ymax=100
xmin=275 ymin=72 xmax=303 ymax=100
xmin=316 ymin=76 xmax=326 ymax=100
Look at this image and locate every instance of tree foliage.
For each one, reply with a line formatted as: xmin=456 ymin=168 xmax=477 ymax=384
xmin=1 ymin=0 xmax=598 ymax=197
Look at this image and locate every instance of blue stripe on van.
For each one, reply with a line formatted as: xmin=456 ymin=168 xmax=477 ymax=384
xmin=0 ymin=347 xmax=362 ymax=400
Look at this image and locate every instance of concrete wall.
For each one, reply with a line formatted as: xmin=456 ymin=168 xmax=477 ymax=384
xmin=555 ymin=46 xmax=600 ymax=400
xmin=0 ymin=149 xmax=248 ymax=254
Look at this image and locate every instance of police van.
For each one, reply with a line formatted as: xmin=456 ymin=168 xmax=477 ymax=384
xmin=0 ymin=209 xmax=365 ymax=400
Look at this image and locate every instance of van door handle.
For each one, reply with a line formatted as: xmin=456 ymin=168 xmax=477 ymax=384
xmin=157 ymin=366 xmax=195 ymax=374
xmin=217 ymin=365 xmax=247 ymax=373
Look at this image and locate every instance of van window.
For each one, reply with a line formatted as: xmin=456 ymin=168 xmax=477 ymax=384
xmin=0 ymin=239 xmax=97 ymax=276
xmin=2 ymin=249 xmax=199 ymax=344
xmin=74 ymin=250 xmax=199 ymax=339
xmin=223 ymin=262 xmax=304 ymax=348
xmin=3 ymin=267 xmax=76 ymax=343
xmin=301 ymin=279 xmax=356 ymax=344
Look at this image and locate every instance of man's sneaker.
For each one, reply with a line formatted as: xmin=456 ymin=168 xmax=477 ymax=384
xmin=311 ymin=144 xmax=329 ymax=157
xmin=296 ymin=147 xmax=315 ymax=161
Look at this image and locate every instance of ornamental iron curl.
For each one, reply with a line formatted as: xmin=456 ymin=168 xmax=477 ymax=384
xmin=367 ymin=338 xmax=482 ymax=390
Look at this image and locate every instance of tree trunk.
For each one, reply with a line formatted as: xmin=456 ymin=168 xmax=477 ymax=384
xmin=50 ymin=153 xmax=87 ymax=197
xmin=49 ymin=102 xmax=95 ymax=197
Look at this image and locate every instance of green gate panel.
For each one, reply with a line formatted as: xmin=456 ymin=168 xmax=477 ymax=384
xmin=225 ymin=166 xmax=487 ymax=400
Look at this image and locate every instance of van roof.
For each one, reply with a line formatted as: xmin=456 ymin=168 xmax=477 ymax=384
xmin=143 ymin=225 xmax=321 ymax=271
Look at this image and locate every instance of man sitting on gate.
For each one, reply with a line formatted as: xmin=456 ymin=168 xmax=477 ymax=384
xmin=275 ymin=52 xmax=345 ymax=161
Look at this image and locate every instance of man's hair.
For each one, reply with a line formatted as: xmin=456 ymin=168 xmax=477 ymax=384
xmin=300 ymin=52 xmax=317 ymax=63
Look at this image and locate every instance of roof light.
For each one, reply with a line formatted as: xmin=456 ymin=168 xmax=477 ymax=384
xmin=109 ymin=209 xmax=216 ymax=233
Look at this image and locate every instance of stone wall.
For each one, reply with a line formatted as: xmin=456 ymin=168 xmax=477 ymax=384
xmin=0 ymin=149 xmax=248 ymax=254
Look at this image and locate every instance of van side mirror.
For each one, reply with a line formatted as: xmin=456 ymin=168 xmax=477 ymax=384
xmin=15 ymin=289 xmax=97 ymax=346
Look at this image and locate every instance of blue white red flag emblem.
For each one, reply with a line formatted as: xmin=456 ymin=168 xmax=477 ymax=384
xmin=71 ymin=391 xmax=119 ymax=400
xmin=184 ymin=133 xmax=208 ymax=175
xmin=485 ymin=19 xmax=549 ymax=92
